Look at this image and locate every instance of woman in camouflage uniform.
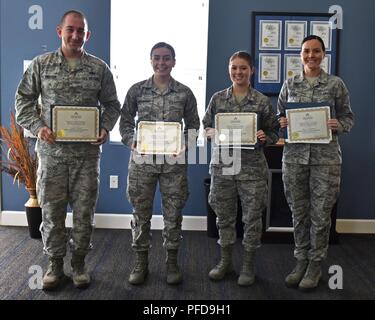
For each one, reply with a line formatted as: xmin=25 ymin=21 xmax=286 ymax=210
xmin=277 ymin=35 xmax=354 ymax=291
xmin=203 ymin=51 xmax=279 ymax=286
xmin=120 ymin=42 xmax=200 ymax=285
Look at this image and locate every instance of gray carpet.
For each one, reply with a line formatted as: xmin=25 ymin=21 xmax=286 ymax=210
xmin=0 ymin=226 xmax=374 ymax=300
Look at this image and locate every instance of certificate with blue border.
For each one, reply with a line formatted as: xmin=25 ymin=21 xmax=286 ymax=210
xmin=259 ymin=20 xmax=282 ymax=50
xmin=320 ymin=54 xmax=331 ymax=74
xmin=285 ymin=21 xmax=307 ymax=50
xmin=284 ymin=54 xmax=303 ymax=80
xmin=310 ymin=21 xmax=333 ymax=51
xmin=285 ymin=104 xmax=332 ymax=144
xmin=259 ymin=53 xmax=281 ymax=83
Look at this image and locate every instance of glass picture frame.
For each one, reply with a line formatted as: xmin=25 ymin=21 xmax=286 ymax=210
xmin=252 ymin=11 xmax=339 ymax=95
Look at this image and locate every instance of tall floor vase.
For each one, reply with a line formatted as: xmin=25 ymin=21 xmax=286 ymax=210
xmin=25 ymin=188 xmax=42 ymax=239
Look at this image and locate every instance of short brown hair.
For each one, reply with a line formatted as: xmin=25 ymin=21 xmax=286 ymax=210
xmin=59 ymin=10 xmax=88 ymax=29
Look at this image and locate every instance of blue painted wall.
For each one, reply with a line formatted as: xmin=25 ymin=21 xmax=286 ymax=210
xmin=1 ymin=0 xmax=374 ymax=219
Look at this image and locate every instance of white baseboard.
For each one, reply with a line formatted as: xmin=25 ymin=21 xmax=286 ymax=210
xmin=1 ymin=211 xmax=374 ymax=234
xmin=0 ymin=211 xmax=207 ymax=231
xmin=335 ymin=219 xmax=375 ymax=234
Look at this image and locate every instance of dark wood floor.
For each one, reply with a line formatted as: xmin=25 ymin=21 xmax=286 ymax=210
xmin=0 ymin=226 xmax=374 ymax=301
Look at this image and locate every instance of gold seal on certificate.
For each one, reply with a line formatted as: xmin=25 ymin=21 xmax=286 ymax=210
xmin=51 ymin=105 xmax=100 ymax=142
xmin=286 ymin=106 xmax=332 ymax=143
xmin=214 ymin=113 xmax=257 ymax=147
xmin=136 ymin=121 xmax=182 ymax=155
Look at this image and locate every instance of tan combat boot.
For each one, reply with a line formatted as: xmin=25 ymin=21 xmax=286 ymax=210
xmin=42 ymin=257 xmax=64 ymax=290
xmin=298 ymin=260 xmax=322 ymax=291
xmin=128 ymin=251 xmax=149 ymax=285
xmin=238 ymin=250 xmax=255 ymax=286
xmin=209 ymin=246 xmax=233 ymax=281
xmin=285 ymin=259 xmax=309 ymax=288
xmin=71 ymin=254 xmax=91 ymax=289
xmin=166 ymin=249 xmax=182 ymax=285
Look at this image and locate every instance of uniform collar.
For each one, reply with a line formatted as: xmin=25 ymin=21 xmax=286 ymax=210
xmin=225 ymin=85 xmax=255 ymax=102
xmin=57 ymin=47 xmax=89 ymax=68
xmin=142 ymin=76 xmax=178 ymax=92
xmin=295 ymin=69 xmax=329 ymax=84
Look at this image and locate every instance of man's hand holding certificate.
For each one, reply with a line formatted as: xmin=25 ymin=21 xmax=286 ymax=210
xmin=286 ymin=106 xmax=332 ymax=143
xmin=214 ymin=112 xmax=257 ymax=148
xmin=136 ymin=121 xmax=182 ymax=155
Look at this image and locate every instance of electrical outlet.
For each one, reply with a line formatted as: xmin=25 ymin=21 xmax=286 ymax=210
xmin=109 ymin=175 xmax=118 ymax=189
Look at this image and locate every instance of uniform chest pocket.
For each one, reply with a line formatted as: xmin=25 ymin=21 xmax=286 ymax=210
xmin=84 ymin=81 xmax=101 ymax=91
xmin=314 ymin=88 xmax=331 ymax=101
xmin=290 ymin=86 xmax=318 ymax=102
xmin=172 ymin=94 xmax=186 ymax=105
xmin=166 ymin=103 xmax=184 ymax=121
xmin=215 ymin=105 xmax=229 ymax=113
xmin=43 ymin=75 xmax=65 ymax=90
xmin=136 ymin=97 xmax=153 ymax=118
xmin=287 ymin=89 xmax=302 ymax=102
xmin=137 ymin=97 xmax=152 ymax=109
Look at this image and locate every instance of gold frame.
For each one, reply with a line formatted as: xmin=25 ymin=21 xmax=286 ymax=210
xmin=52 ymin=105 xmax=100 ymax=142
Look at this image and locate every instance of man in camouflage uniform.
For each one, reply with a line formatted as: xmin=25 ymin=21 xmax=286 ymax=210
xmin=15 ymin=10 xmax=121 ymax=290
xmin=203 ymin=51 xmax=279 ymax=286
xmin=120 ymin=42 xmax=200 ymax=285
xmin=277 ymin=35 xmax=354 ymax=291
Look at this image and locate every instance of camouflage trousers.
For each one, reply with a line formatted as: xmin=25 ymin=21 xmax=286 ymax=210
xmin=37 ymin=154 xmax=99 ymax=258
xmin=208 ymin=170 xmax=267 ymax=252
xmin=282 ymin=163 xmax=341 ymax=261
xmin=126 ymin=163 xmax=189 ymax=251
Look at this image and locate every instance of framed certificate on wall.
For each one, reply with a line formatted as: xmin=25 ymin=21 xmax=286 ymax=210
xmin=259 ymin=53 xmax=281 ymax=83
xmin=285 ymin=21 xmax=307 ymax=50
xmin=259 ymin=20 xmax=282 ymax=50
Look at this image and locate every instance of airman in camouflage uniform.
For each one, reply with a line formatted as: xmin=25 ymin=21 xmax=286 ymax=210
xmin=277 ymin=35 xmax=354 ymax=291
xmin=203 ymin=51 xmax=279 ymax=286
xmin=120 ymin=42 xmax=200 ymax=285
xmin=15 ymin=10 xmax=121 ymax=290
